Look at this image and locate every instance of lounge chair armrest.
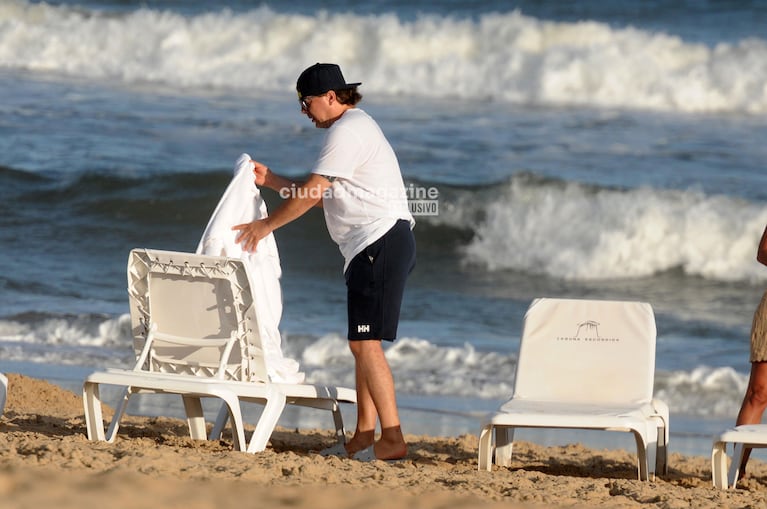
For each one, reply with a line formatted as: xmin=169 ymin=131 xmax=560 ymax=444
xmin=133 ymin=323 xmax=158 ymax=371
xmin=153 ymin=331 xmax=232 ymax=348
xmin=215 ymin=331 xmax=240 ymax=380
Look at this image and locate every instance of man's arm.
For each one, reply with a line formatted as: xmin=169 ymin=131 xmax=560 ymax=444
xmin=233 ymin=172 xmax=332 ymax=253
xmin=255 ymin=160 xmax=298 ymax=194
xmin=254 ymin=159 xmax=325 ymax=208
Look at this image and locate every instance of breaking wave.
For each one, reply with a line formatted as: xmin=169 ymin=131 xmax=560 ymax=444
xmin=1 ymin=1 xmax=767 ymax=113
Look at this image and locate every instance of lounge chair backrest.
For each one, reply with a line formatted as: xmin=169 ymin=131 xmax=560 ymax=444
xmin=127 ymin=248 xmax=268 ymax=382
xmin=512 ymin=298 xmax=656 ymax=405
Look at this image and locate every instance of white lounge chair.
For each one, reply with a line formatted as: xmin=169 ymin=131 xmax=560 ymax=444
xmin=83 ymin=248 xmax=356 ymax=453
xmin=477 ymin=298 xmax=669 ymax=481
xmin=712 ymin=425 xmax=767 ymax=489
xmin=0 ymin=372 xmax=7 ymax=415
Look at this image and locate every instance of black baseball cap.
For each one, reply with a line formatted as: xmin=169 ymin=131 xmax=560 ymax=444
xmin=296 ymin=63 xmax=361 ymax=99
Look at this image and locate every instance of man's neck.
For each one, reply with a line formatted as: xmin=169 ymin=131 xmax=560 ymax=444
xmin=319 ymin=105 xmax=355 ymax=129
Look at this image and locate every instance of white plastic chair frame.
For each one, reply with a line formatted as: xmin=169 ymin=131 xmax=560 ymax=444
xmin=83 ymin=248 xmax=355 ymax=453
xmin=711 ymin=425 xmax=767 ymax=489
xmin=477 ymin=298 xmax=669 ymax=481
xmin=0 ymin=372 xmax=7 ymax=416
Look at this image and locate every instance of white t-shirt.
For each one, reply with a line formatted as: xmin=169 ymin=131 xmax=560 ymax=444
xmin=312 ymin=108 xmax=414 ymax=272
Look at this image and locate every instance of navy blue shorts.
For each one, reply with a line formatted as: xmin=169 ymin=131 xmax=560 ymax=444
xmin=345 ymin=219 xmax=416 ymax=341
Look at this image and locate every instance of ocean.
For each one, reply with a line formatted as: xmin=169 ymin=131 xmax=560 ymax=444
xmin=2 ymin=0 xmax=767 ymax=459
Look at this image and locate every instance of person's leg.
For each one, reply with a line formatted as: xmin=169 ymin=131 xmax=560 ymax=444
xmin=736 ymin=292 xmax=767 ymax=476
xmin=343 ymin=220 xmax=414 ymax=459
xmin=343 ymin=359 xmax=377 ymax=455
xmin=735 ymin=361 xmax=767 ymax=475
xmin=349 ymin=339 xmax=407 ymax=460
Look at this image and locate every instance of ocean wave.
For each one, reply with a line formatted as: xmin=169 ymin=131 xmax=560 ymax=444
xmin=6 ymin=167 xmax=766 ymax=283
xmin=296 ymin=333 xmax=517 ymax=399
xmin=1 ymin=2 xmax=766 ymax=113
xmin=0 ymin=313 xmax=135 ymax=367
xmin=655 ymin=365 xmax=747 ymax=419
xmin=0 ymin=312 xmax=130 ymax=347
xmin=448 ymin=174 xmax=767 ymax=282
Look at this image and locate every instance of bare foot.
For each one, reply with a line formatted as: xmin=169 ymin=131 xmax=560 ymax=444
xmin=345 ymin=430 xmax=375 ymax=455
xmin=373 ymin=426 xmax=407 ymax=460
xmin=373 ymin=439 xmax=408 ymax=460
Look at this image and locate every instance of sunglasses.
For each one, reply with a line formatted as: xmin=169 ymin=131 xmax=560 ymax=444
xmin=299 ymin=96 xmax=314 ymax=111
xmin=299 ymin=92 xmax=327 ymax=111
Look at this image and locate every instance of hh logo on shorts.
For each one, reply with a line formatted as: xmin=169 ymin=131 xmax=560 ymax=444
xmin=357 ymin=324 xmax=370 ymax=333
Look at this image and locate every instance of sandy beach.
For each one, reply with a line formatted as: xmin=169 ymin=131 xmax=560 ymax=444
xmin=0 ymin=374 xmax=766 ymax=508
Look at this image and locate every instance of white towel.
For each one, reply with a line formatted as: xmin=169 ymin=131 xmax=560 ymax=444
xmin=196 ymin=153 xmax=304 ymax=384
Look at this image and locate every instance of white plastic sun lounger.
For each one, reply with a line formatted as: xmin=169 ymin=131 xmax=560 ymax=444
xmin=712 ymin=424 xmax=767 ymax=489
xmin=0 ymin=372 xmax=7 ymax=416
xmin=477 ymin=298 xmax=669 ymax=481
xmin=83 ymin=248 xmax=356 ymax=453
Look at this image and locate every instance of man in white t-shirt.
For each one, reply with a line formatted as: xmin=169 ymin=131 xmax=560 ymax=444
xmin=233 ymin=63 xmax=415 ymax=462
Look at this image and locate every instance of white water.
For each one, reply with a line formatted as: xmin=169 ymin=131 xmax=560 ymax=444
xmin=456 ymin=177 xmax=767 ymax=281
xmin=0 ymin=313 xmax=753 ymax=421
xmin=2 ymin=1 xmax=767 ymax=112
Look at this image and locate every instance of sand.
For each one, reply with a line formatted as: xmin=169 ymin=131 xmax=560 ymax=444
xmin=1 ymin=373 xmax=766 ymax=509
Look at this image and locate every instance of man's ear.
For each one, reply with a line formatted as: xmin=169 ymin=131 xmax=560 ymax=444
xmin=325 ymin=90 xmax=337 ymax=105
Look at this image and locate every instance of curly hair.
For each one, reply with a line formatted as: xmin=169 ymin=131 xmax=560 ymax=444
xmin=335 ymin=88 xmax=363 ymax=106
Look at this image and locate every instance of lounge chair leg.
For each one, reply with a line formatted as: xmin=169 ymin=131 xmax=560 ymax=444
xmin=651 ymin=399 xmax=670 ymax=477
xmin=633 ymin=431 xmax=650 ymax=481
xmin=728 ymin=443 xmax=746 ymax=489
xmin=644 ymin=423 xmax=659 ymax=481
xmin=209 ymin=403 xmax=229 ymax=441
xmin=646 ymin=441 xmax=657 ymax=481
xmin=0 ymin=373 xmax=7 ymax=416
xmin=213 ymin=392 xmax=246 ymax=451
xmin=712 ymin=440 xmax=729 ymax=489
xmin=105 ymin=387 xmax=133 ymax=443
xmin=477 ymin=424 xmax=494 ymax=471
xmin=330 ymin=402 xmax=347 ymax=444
xmin=246 ymin=387 xmax=286 ymax=453
xmin=182 ymin=395 xmax=207 ymax=440
xmin=494 ymin=427 xmax=514 ymax=467
xmin=82 ymin=381 xmax=106 ymax=441
xmin=656 ymin=423 xmax=668 ymax=476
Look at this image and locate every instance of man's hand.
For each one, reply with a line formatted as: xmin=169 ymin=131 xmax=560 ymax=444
xmin=232 ymin=218 xmax=273 ymax=253
xmin=251 ymin=159 xmax=269 ymax=187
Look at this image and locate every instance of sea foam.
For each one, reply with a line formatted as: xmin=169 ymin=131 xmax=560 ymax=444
xmin=1 ymin=2 xmax=766 ymax=113
xmin=0 ymin=314 xmax=750 ymax=419
xmin=454 ymin=176 xmax=767 ymax=281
